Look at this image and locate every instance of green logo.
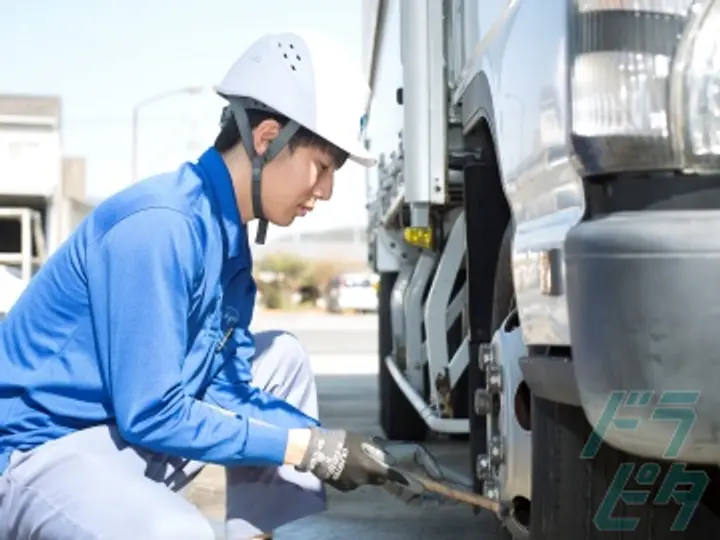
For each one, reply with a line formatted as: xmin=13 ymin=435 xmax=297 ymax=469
xmin=581 ymin=390 xmax=708 ymax=532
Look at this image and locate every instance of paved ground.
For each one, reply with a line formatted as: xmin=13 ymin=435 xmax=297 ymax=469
xmin=185 ymin=311 xmax=507 ymax=539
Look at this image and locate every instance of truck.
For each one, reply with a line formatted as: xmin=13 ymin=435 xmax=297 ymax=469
xmin=0 ymin=94 xmax=93 ymax=289
xmin=362 ymin=0 xmax=720 ymax=537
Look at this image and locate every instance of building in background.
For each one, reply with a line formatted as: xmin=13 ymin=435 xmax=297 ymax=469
xmin=0 ymin=94 xmax=94 ymax=284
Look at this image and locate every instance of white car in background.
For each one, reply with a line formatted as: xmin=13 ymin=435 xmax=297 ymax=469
xmin=325 ymin=272 xmax=379 ymax=314
xmin=0 ymin=265 xmax=26 ymax=320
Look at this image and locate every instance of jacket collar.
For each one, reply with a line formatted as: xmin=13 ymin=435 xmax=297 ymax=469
xmin=195 ymin=147 xmax=247 ymax=260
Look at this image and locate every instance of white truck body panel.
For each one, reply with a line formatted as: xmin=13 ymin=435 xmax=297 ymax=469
xmin=363 ymin=0 xmax=404 ymax=202
xmin=450 ymin=0 xmax=583 ymax=346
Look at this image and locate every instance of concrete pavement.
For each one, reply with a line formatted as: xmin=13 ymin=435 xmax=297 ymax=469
xmin=185 ymin=311 xmax=507 ymax=539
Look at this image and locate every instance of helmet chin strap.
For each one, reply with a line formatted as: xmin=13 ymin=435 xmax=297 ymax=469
xmin=227 ymin=100 xmax=299 ymax=245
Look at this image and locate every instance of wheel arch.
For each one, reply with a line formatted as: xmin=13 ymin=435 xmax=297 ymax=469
xmin=459 ymin=70 xmax=513 ymax=496
xmin=460 ymin=70 xmax=511 ymax=347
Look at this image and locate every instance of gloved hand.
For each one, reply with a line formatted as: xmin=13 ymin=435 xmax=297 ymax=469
xmin=296 ymin=428 xmax=391 ymax=492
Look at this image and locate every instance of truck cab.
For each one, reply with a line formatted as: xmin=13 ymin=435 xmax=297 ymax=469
xmin=363 ymin=0 xmax=720 ymax=537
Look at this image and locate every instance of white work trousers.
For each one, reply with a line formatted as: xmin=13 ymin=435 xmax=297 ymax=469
xmin=0 ymin=330 xmax=325 ymax=540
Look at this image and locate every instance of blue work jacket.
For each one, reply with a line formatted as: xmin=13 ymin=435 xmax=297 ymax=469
xmin=0 ymin=148 xmax=318 ymax=475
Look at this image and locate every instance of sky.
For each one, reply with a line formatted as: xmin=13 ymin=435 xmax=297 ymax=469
xmin=1 ymin=0 xmax=370 ymax=239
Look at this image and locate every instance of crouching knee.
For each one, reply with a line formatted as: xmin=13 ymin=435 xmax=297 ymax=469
xmin=144 ymin=511 xmax=215 ymax=540
xmin=256 ymin=330 xmax=313 ymax=381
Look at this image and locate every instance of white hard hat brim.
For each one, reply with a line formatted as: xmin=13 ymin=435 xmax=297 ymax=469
xmin=214 ymin=85 xmax=377 ymax=168
xmin=344 ymin=141 xmax=376 ymax=168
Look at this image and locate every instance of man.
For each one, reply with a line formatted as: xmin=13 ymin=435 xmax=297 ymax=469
xmin=0 ymin=31 xmax=391 ymax=539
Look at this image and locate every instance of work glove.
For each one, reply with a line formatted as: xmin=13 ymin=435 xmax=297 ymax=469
xmin=297 ymin=428 xmax=391 ymax=492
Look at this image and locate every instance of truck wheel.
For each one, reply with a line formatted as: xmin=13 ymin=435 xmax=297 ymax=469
xmin=378 ymin=271 xmax=428 ymax=441
xmin=531 ymin=395 xmax=719 ymax=538
xmin=488 ymin=222 xmax=525 ymax=538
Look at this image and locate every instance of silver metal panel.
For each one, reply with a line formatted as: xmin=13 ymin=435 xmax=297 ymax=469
xmin=445 ymin=280 xmax=466 ymax=329
xmin=423 ymin=211 xmax=466 ymax=411
xmin=391 ymin=262 xmax=415 ymax=347
xmin=374 ymin=228 xmax=410 ymax=272
xmin=362 ymin=0 xmax=385 ymax=83
xmin=445 ymin=0 xmax=467 ymax=89
xmin=448 ymin=336 xmax=469 ymax=387
xmin=385 ymin=354 xmax=470 ymax=433
xmin=363 ymin=0 xmax=404 ymax=205
xmin=403 ymin=251 xmax=437 ymax=390
xmin=492 ymin=322 xmax=531 ymax=515
xmin=400 ymin=0 xmax=447 ymax=206
xmin=427 ymin=0 xmax=447 ymax=204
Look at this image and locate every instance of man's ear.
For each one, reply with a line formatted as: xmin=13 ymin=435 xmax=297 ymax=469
xmin=252 ymin=119 xmax=281 ymax=156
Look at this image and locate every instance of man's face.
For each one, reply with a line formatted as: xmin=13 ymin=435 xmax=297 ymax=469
xmin=257 ymin=135 xmax=338 ymax=227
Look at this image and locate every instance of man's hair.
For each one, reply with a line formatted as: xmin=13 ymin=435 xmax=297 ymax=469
xmin=214 ymin=109 xmax=348 ymax=168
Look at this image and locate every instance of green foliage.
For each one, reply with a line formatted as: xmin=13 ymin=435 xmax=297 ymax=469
xmin=255 ymin=253 xmax=367 ymax=310
xmin=256 ymin=254 xmax=309 ymax=286
xmin=261 ymin=281 xmax=291 ymax=310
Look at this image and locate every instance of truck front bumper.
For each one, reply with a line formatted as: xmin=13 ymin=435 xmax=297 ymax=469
xmin=565 ymin=210 xmax=720 ymax=463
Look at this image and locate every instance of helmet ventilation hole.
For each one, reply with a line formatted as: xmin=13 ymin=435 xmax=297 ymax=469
xmin=277 ymin=40 xmax=302 ymax=72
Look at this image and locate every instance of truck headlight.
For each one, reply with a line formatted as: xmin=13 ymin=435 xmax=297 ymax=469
xmin=569 ymin=0 xmax=720 ymax=175
xmin=670 ymin=0 xmax=720 ymax=171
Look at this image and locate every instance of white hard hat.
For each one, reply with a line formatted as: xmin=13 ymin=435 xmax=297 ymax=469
xmin=215 ymin=31 xmax=376 ymax=168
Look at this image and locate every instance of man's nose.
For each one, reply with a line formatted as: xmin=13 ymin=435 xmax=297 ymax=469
xmin=315 ymin=173 xmax=334 ymax=201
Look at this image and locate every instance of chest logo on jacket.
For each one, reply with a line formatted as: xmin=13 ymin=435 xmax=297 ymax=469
xmin=216 ymin=306 xmax=240 ymax=353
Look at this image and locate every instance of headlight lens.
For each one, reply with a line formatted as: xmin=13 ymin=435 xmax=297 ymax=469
xmin=569 ymin=0 xmax=720 ymax=175
xmin=670 ymin=0 xmax=720 ymax=170
xmin=572 ymin=51 xmax=671 ymax=139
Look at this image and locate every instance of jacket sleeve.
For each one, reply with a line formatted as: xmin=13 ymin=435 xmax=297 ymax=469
xmin=86 ymin=208 xmax=289 ymax=466
xmin=203 ymin=269 xmax=321 ymax=430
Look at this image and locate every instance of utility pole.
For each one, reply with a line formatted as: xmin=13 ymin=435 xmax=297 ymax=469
xmin=131 ymin=86 xmax=205 ymax=184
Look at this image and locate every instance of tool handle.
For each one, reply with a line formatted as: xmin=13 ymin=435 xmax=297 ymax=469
xmin=403 ymin=471 xmax=501 ymax=513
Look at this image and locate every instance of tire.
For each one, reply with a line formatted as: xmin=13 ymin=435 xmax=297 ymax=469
xmin=378 ymin=271 xmax=428 ymax=441
xmin=531 ymin=395 xmax=720 ymax=539
xmin=491 ymin=223 xmax=515 ymax=332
